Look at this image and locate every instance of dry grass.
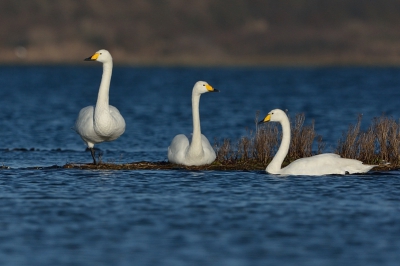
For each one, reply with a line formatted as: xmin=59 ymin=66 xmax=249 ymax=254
xmin=214 ymin=111 xmax=278 ymax=167
xmin=288 ymin=114 xmax=320 ymax=161
xmin=63 ymin=113 xmax=400 ymax=171
xmin=336 ymin=115 xmax=400 ymax=167
xmin=214 ymin=112 xmax=322 ymax=168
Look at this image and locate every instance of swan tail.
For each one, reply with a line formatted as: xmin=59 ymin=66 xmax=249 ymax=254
xmin=345 ymin=163 xmax=376 ymax=174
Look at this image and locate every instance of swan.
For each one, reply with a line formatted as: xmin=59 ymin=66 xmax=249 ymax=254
xmin=73 ymin=49 xmax=125 ymax=164
xmin=168 ymin=81 xmax=219 ymax=166
xmin=258 ymin=109 xmax=375 ymax=176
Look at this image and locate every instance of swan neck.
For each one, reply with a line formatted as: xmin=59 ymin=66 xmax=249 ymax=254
xmin=267 ymin=117 xmax=291 ymax=173
xmin=188 ymin=92 xmax=203 ymax=154
xmin=95 ymin=61 xmax=113 ymax=110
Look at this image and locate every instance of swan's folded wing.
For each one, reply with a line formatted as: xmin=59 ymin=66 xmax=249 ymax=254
xmin=201 ymin=134 xmax=216 ymax=163
xmin=74 ymin=106 xmax=94 ymax=135
xmin=168 ymin=134 xmax=190 ymax=164
xmin=309 ymin=153 xmax=375 ymax=174
xmin=108 ymin=105 xmax=126 ymax=136
xmin=282 ymin=153 xmax=373 ymax=176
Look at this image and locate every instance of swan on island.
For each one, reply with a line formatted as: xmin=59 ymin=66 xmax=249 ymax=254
xmin=258 ymin=109 xmax=375 ymax=176
xmin=73 ymin=49 xmax=125 ymax=164
xmin=168 ymin=81 xmax=219 ymax=166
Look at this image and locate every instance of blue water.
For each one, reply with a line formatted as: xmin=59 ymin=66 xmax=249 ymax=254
xmin=1 ymin=66 xmax=400 ymax=266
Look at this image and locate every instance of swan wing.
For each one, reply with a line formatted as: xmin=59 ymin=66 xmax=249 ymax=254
xmin=168 ymin=134 xmax=190 ymax=164
xmin=107 ymin=105 xmax=126 ymax=139
xmin=74 ymin=106 xmax=94 ymax=133
xmin=201 ymin=134 xmax=216 ymax=163
xmin=74 ymin=106 xmax=104 ymax=146
xmin=281 ymin=153 xmax=375 ymax=176
xmin=74 ymin=105 xmax=125 ymax=146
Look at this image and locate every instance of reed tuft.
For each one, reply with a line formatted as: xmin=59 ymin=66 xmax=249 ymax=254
xmin=215 ymin=111 xmax=322 ymax=167
xmin=336 ymin=115 xmax=400 ymax=166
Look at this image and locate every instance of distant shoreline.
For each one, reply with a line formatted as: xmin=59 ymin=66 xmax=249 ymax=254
xmin=2 ymin=55 xmax=400 ymax=67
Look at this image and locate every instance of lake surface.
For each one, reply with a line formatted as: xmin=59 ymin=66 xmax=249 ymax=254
xmin=1 ymin=66 xmax=400 ymax=266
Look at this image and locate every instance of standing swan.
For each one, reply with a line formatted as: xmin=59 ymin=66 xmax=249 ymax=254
xmin=74 ymin=49 xmax=125 ymax=164
xmin=168 ymin=81 xmax=219 ymax=166
xmin=258 ymin=109 xmax=375 ymax=176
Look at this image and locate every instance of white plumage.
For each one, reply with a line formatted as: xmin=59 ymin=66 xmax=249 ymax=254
xmin=168 ymin=81 xmax=218 ymax=166
xmin=259 ymin=109 xmax=375 ymax=176
xmin=74 ymin=49 xmax=125 ymax=164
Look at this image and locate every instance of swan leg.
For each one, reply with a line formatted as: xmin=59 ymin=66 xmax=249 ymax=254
xmin=89 ymin=148 xmax=97 ymax=165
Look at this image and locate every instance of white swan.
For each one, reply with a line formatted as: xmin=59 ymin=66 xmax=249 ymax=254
xmin=73 ymin=49 xmax=125 ymax=164
xmin=168 ymin=81 xmax=219 ymax=166
xmin=258 ymin=109 xmax=375 ymax=176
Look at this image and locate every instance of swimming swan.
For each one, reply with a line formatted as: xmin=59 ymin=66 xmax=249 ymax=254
xmin=168 ymin=81 xmax=218 ymax=166
xmin=258 ymin=109 xmax=375 ymax=176
xmin=73 ymin=49 xmax=125 ymax=164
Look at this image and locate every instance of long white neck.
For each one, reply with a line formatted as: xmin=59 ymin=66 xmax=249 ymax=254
xmin=95 ymin=61 xmax=113 ymax=111
xmin=187 ymin=91 xmax=204 ymax=157
xmin=266 ymin=116 xmax=291 ymax=174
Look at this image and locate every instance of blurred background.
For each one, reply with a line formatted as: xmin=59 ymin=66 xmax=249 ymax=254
xmin=1 ymin=0 xmax=400 ymax=65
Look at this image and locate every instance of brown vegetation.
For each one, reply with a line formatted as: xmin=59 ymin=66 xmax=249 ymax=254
xmin=336 ymin=115 xmax=400 ymax=167
xmin=213 ymin=112 xmax=320 ymax=167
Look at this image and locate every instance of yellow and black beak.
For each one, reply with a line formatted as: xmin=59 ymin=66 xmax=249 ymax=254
xmin=258 ymin=114 xmax=271 ymax=125
xmin=84 ymin=53 xmax=99 ymax=61
xmin=206 ymin=84 xmax=219 ymax=92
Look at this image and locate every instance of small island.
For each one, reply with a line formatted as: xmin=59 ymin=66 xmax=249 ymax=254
xmin=64 ymin=113 xmax=400 ymax=172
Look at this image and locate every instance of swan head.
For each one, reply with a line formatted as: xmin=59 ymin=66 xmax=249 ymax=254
xmin=193 ymin=81 xmax=219 ymax=94
xmin=258 ymin=109 xmax=287 ymax=124
xmin=84 ymin=49 xmax=112 ymax=63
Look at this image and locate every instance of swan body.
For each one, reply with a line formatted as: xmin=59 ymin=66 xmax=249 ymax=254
xmin=74 ymin=49 xmax=125 ymax=164
xmin=259 ymin=109 xmax=375 ymax=176
xmin=168 ymin=81 xmax=218 ymax=166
